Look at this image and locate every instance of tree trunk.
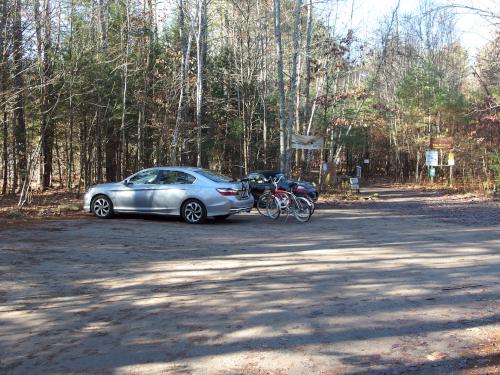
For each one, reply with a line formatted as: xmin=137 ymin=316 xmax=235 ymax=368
xmin=0 ymin=0 xmax=8 ymax=194
xmin=140 ymin=0 xmax=154 ymax=168
xmin=195 ymin=0 xmax=207 ymax=167
xmin=12 ymin=0 xmax=27 ymax=192
xmin=286 ymin=0 xmax=302 ymax=174
xmin=66 ymin=0 xmax=75 ymax=190
xmin=119 ymin=0 xmax=130 ymax=178
xmin=35 ymin=0 xmax=56 ymax=190
xmin=171 ymin=0 xmax=194 ymax=165
xmin=97 ymin=0 xmax=117 ymax=182
xmin=303 ymin=0 xmax=313 ymax=128
xmin=2 ymin=112 xmax=7 ymax=195
xmin=256 ymin=0 xmax=268 ymax=167
xmin=273 ymin=0 xmax=286 ymax=172
xmin=302 ymin=0 xmax=313 ymax=168
xmin=95 ymin=0 xmax=106 ymax=183
xmin=42 ymin=0 xmax=55 ymax=189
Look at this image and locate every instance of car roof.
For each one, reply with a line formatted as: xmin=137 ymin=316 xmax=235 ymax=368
xmin=150 ymin=166 xmax=202 ymax=171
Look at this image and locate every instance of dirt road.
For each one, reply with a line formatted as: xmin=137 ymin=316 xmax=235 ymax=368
xmin=1 ymin=187 xmax=499 ymax=374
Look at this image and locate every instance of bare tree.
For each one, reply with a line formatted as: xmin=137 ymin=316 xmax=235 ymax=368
xmin=119 ymin=0 xmax=130 ymax=178
xmin=12 ymin=0 xmax=27 ymax=192
xmin=273 ymin=0 xmax=286 ymax=172
xmin=196 ymin=0 xmax=207 ymax=167
xmin=34 ymin=0 xmax=56 ymax=189
xmin=0 ymin=0 xmax=8 ymax=194
xmin=171 ymin=0 xmax=194 ymax=164
xmin=303 ymin=0 xmax=313 ymax=133
xmin=286 ymin=0 xmax=302 ymax=173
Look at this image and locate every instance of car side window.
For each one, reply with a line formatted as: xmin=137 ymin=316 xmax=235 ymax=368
xmin=129 ymin=170 xmax=159 ymax=184
xmin=157 ymin=171 xmax=176 ymax=185
xmin=157 ymin=171 xmax=195 ymax=185
xmin=174 ymin=172 xmax=196 ymax=184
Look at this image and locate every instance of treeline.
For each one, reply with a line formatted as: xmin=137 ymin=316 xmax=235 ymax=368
xmin=0 ymin=0 xmax=498 ymax=196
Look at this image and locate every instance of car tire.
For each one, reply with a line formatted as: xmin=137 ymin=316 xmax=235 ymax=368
xmin=91 ymin=195 xmax=114 ymax=219
xmin=181 ymin=199 xmax=207 ymax=224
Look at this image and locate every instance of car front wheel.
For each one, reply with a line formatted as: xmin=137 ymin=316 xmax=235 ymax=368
xmin=181 ymin=199 xmax=207 ymax=224
xmin=91 ymin=195 xmax=114 ymax=219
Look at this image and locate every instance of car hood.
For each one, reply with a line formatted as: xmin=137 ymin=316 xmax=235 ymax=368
xmin=279 ymin=179 xmax=316 ymax=191
xmin=297 ymin=181 xmax=316 ymax=190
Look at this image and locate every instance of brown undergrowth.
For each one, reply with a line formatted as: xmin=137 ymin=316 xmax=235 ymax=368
xmin=0 ymin=190 xmax=86 ymax=224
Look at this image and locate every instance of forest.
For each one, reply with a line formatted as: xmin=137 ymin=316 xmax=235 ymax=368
xmin=0 ymin=0 xmax=498 ymax=198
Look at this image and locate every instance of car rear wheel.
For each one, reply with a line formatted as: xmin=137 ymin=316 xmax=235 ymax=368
xmin=181 ymin=199 xmax=207 ymax=224
xmin=91 ymin=195 xmax=114 ymax=219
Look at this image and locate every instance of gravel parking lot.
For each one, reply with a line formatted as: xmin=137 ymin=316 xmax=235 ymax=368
xmin=1 ymin=187 xmax=499 ymax=374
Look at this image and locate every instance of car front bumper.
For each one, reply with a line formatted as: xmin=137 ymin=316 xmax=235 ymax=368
xmin=83 ymin=192 xmax=92 ymax=212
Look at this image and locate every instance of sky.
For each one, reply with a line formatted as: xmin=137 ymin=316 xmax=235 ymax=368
xmin=328 ymin=0 xmax=499 ymax=57
xmin=156 ymin=0 xmax=498 ymax=58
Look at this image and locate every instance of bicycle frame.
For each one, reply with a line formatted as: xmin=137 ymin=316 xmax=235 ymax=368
xmin=256 ymin=175 xmax=312 ymax=222
xmin=269 ymin=177 xmax=311 ymax=221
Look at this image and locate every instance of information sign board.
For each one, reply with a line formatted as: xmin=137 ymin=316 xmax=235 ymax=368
xmin=425 ymin=150 xmax=439 ymax=166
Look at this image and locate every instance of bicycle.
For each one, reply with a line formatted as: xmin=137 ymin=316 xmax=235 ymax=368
xmin=256 ymin=176 xmax=312 ymax=222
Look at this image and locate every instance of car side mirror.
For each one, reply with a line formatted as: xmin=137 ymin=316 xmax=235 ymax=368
xmin=123 ymin=179 xmax=133 ymax=186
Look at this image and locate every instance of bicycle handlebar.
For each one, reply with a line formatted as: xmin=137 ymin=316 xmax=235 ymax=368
xmin=270 ymin=175 xmax=285 ymax=188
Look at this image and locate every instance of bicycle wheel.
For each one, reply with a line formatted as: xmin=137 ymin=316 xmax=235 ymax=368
xmin=266 ymin=195 xmax=281 ymax=219
xmin=256 ymin=192 xmax=272 ymax=217
xmin=292 ymin=197 xmax=312 ymax=222
xmin=257 ymin=191 xmax=274 ymax=216
xmin=302 ymin=196 xmax=315 ymax=215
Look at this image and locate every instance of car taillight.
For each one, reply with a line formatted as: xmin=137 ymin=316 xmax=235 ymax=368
xmin=217 ymin=188 xmax=239 ymax=196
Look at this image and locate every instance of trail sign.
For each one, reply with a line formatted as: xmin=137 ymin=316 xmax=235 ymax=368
xmin=448 ymin=152 xmax=455 ymax=166
xmin=350 ymin=177 xmax=360 ymax=192
xmin=430 ymin=137 xmax=453 ymax=150
xmin=425 ymin=150 xmax=439 ymax=166
xmin=291 ymin=134 xmax=324 ymax=150
xmin=429 ymin=167 xmax=436 ymax=177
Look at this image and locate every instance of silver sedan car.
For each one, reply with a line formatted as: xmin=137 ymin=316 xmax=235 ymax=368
xmin=83 ymin=167 xmax=253 ymax=224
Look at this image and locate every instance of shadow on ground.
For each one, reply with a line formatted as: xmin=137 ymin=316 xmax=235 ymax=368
xmin=0 ymin=187 xmax=499 ymax=374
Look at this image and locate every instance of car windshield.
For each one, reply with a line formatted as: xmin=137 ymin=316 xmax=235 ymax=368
xmin=197 ymin=169 xmax=234 ymax=183
xmin=262 ymin=172 xmax=286 ymax=180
